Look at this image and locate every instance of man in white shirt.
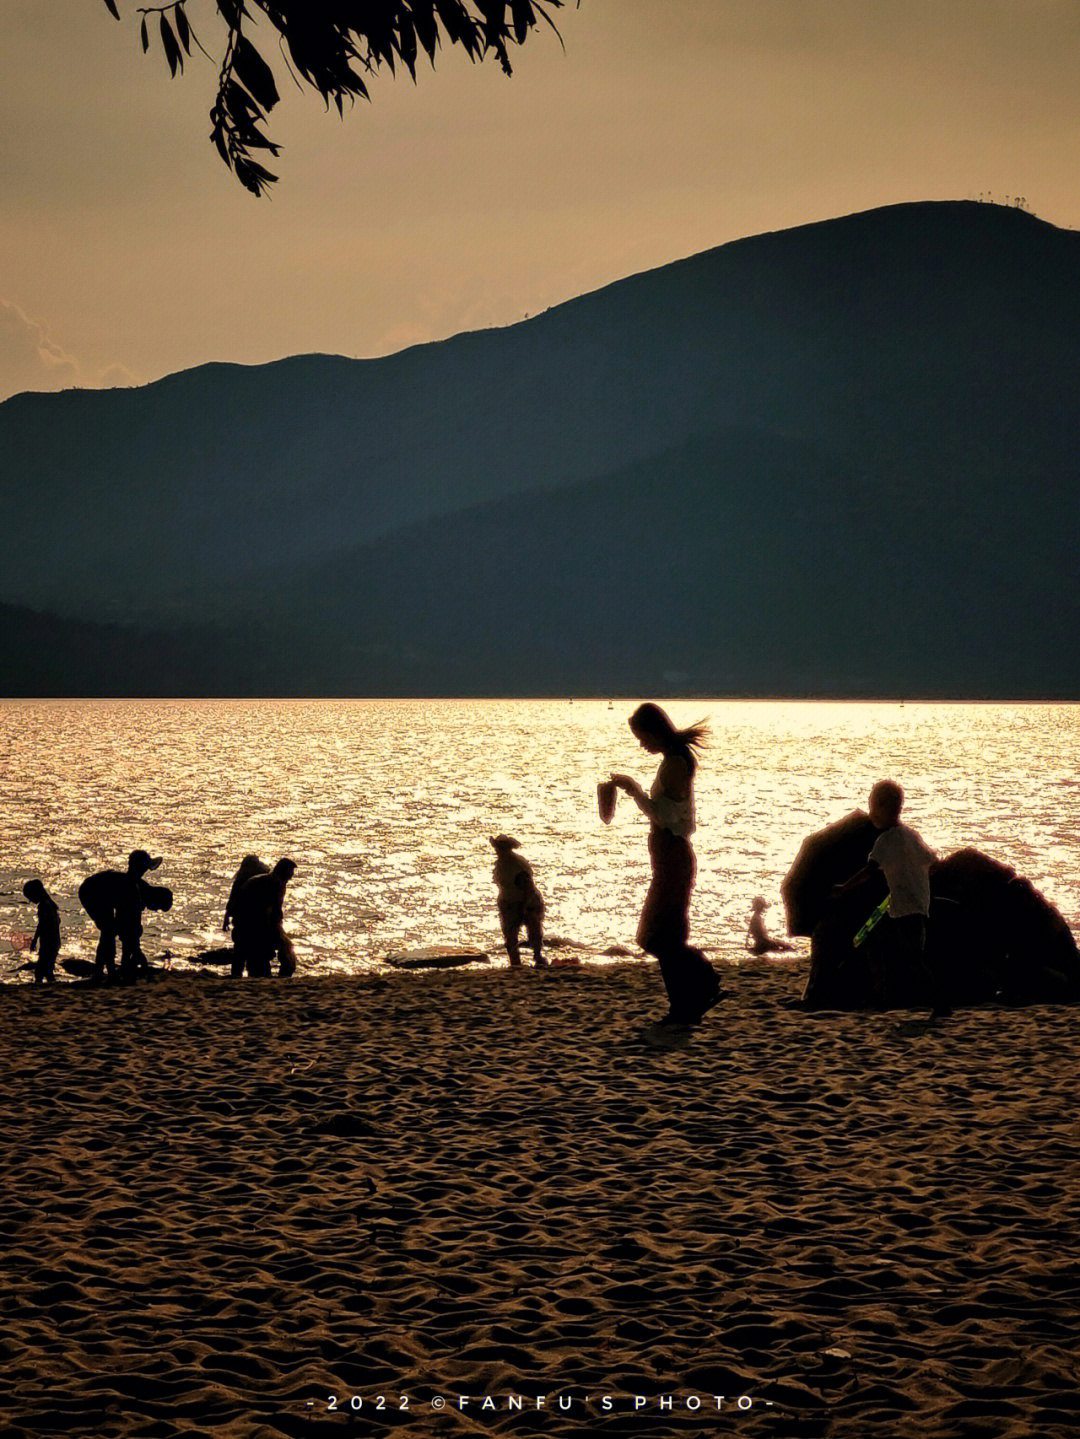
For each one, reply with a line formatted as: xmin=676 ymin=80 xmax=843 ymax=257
xmin=867 ymin=780 xmax=951 ymax=1017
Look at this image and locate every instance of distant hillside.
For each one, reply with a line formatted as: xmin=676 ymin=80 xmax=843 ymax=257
xmin=0 ymin=602 xmax=238 ymax=696
xmin=2 ymin=201 xmax=1078 ymax=696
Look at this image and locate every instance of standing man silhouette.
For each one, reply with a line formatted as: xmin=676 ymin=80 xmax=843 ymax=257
xmin=866 ymin=780 xmax=951 ymax=1017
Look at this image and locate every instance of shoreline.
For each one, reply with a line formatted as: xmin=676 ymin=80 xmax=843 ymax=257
xmin=4 ymin=962 xmax=1079 ymax=1436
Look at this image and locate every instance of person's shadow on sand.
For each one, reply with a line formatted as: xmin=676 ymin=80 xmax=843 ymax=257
xmin=635 ymin=1018 xmax=695 ymax=1049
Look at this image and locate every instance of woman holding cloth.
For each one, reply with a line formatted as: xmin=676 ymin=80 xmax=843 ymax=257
xmin=609 ymin=702 xmax=722 ymax=1026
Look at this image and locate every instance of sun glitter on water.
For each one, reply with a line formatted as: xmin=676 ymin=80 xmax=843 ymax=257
xmin=1 ymin=699 xmax=1078 ymax=980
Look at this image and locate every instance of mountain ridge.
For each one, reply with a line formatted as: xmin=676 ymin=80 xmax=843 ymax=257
xmin=2 ymin=200 xmax=1078 ymax=696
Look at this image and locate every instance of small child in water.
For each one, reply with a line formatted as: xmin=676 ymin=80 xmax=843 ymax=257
xmin=490 ymin=835 xmax=547 ymax=968
xmin=23 ymin=879 xmax=60 ymax=983
xmin=745 ymin=896 xmax=794 ymax=956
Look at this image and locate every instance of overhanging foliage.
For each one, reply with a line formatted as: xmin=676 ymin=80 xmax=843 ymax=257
xmin=101 ymin=1 xmax=571 ymax=195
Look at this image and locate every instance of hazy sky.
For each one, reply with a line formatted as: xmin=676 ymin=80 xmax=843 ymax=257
xmin=3 ymin=0 xmax=1079 ymax=401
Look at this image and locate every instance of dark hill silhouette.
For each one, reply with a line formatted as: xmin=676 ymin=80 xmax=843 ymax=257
xmin=0 ymin=601 xmax=238 ymax=696
xmin=2 ymin=200 xmax=1078 ymax=695
xmin=237 ymin=424 xmax=1080 ymax=697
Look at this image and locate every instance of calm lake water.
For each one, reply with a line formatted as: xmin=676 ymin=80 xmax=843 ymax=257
xmin=1 ymin=700 xmax=1078 ymax=980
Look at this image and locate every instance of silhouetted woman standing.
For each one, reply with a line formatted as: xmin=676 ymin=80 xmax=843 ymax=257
xmin=610 ymin=702 xmax=721 ymax=1026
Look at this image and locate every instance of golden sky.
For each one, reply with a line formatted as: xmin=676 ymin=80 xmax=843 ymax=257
xmin=2 ymin=0 xmax=1078 ymax=401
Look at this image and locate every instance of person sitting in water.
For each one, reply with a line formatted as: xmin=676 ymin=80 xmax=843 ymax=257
xmin=23 ymin=879 xmax=60 ymax=984
xmin=745 ymin=897 xmax=794 ymax=955
xmin=490 ymin=835 xmax=547 ymax=968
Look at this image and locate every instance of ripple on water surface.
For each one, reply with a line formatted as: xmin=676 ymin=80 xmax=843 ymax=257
xmin=1 ymin=699 xmax=1077 ymax=979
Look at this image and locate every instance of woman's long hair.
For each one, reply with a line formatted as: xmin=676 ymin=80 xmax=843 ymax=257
xmin=629 ymin=702 xmax=709 ymax=771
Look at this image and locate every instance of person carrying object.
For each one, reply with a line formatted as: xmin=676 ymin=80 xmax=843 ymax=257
xmin=609 ymin=702 xmax=722 ymax=1027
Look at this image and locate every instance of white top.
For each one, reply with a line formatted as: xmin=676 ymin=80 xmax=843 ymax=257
xmin=870 ymin=822 xmax=937 ymax=918
xmin=648 ymin=770 xmax=696 ymax=837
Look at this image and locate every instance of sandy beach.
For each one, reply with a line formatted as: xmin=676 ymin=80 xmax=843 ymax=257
xmin=3 ymin=959 xmax=1079 ymax=1438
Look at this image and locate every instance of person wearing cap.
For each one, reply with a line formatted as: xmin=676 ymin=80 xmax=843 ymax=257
xmin=230 ymin=858 xmax=297 ymax=978
xmin=745 ymin=896 xmax=794 ymax=955
xmin=23 ymin=879 xmax=61 ymax=984
xmin=490 ymin=835 xmax=546 ymax=967
xmin=78 ymin=849 xmax=167 ymax=984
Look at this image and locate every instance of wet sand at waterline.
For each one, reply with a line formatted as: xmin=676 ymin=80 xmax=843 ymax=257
xmin=3 ymin=960 xmax=1079 ymax=1438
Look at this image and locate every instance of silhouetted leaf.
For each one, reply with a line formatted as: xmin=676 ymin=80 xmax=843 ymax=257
xmin=160 ymin=14 xmax=182 ymax=76
xmin=112 ymin=0 xmax=571 ymax=195
xmin=398 ymin=18 xmax=418 ymax=77
xmin=175 ymin=4 xmax=191 ymax=55
xmin=485 ymin=2 xmax=509 ymax=41
xmin=234 ymin=154 xmax=277 ymax=196
xmin=434 ymin=0 xmax=471 ymax=48
xmin=232 ymin=33 xmax=279 ymax=111
xmin=224 ymin=77 xmax=263 ymax=123
xmin=210 ymin=105 xmax=231 ymax=165
xmin=414 ymin=7 xmax=439 ymax=61
xmin=510 ymin=1 xmax=528 ymax=44
xmin=234 ymin=123 xmax=281 ymax=154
